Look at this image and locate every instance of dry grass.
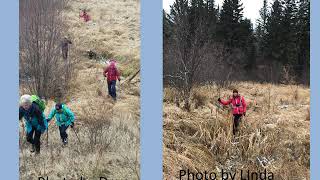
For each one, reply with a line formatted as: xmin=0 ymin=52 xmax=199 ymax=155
xmin=63 ymin=0 xmax=140 ymax=72
xmin=163 ymin=82 xmax=310 ymax=180
xmin=20 ymin=0 xmax=140 ymax=179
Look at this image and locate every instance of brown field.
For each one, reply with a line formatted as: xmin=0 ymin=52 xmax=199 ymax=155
xmin=163 ymin=82 xmax=310 ymax=180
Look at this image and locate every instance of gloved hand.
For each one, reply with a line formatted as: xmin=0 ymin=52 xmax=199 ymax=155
xmin=70 ymin=122 xmax=74 ymax=128
xmin=243 ymin=112 xmax=246 ymax=116
xmin=218 ymin=98 xmax=221 ymax=102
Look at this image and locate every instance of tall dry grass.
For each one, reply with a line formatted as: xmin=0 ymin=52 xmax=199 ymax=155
xmin=163 ymin=82 xmax=310 ymax=180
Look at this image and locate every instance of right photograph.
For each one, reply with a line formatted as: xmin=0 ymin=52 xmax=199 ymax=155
xmin=163 ymin=0 xmax=310 ymax=179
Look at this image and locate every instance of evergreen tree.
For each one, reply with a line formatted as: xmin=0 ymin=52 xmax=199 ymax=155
xmin=205 ymin=0 xmax=218 ymax=40
xmin=281 ymin=0 xmax=299 ymax=65
xmin=264 ymin=0 xmax=284 ymax=61
xmin=296 ymin=0 xmax=310 ymax=84
xmin=217 ymin=0 xmax=244 ymax=48
xmin=256 ymin=0 xmax=268 ymax=56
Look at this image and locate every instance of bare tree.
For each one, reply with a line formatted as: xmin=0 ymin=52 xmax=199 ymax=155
xmin=164 ymin=0 xmax=211 ymax=111
xmin=20 ymin=0 xmax=72 ymax=99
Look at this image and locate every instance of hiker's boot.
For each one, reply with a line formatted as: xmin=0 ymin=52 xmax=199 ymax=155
xmin=35 ymin=149 xmax=40 ymax=155
xmin=62 ymin=138 xmax=68 ymax=146
xmin=30 ymin=144 xmax=35 ymax=153
xmin=34 ymin=144 xmax=40 ymax=155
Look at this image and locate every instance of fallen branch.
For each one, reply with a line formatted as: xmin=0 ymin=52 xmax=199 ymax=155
xmin=121 ymin=69 xmax=140 ymax=85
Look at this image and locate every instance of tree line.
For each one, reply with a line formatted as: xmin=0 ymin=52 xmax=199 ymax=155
xmin=163 ymin=0 xmax=310 ymax=89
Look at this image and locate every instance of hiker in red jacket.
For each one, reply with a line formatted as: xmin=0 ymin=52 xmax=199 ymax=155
xmin=218 ymin=89 xmax=247 ymax=135
xmin=103 ymin=60 xmax=121 ymax=101
xmin=79 ymin=9 xmax=91 ymax=22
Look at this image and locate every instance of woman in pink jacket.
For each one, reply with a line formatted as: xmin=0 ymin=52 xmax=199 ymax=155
xmin=218 ymin=89 xmax=247 ymax=135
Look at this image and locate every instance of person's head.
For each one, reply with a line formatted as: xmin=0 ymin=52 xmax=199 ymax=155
xmin=110 ymin=59 xmax=117 ymax=65
xmin=55 ymin=103 xmax=63 ymax=113
xmin=20 ymin=94 xmax=32 ymax=110
xmin=233 ymin=89 xmax=239 ymax=97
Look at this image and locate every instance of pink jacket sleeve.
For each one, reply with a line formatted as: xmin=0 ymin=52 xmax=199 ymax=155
xmin=241 ymin=96 xmax=247 ymax=112
xmin=103 ymin=67 xmax=108 ymax=77
xmin=220 ymin=98 xmax=232 ymax=106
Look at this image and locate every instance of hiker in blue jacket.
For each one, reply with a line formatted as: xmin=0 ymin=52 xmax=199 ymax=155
xmin=19 ymin=94 xmax=48 ymax=154
xmin=46 ymin=103 xmax=75 ymax=145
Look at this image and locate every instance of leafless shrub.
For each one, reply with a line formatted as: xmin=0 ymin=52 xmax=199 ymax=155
xmin=163 ymin=2 xmax=211 ymax=111
xmin=19 ymin=0 xmax=74 ymax=98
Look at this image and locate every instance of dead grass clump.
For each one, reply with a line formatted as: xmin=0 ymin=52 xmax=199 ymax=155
xmin=306 ymin=108 xmax=310 ymax=121
xmin=191 ymin=91 xmax=207 ymax=109
xmin=163 ymin=88 xmax=180 ymax=105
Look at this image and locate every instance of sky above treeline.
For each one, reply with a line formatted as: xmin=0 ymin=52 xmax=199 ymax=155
xmin=163 ymin=0 xmax=266 ymax=26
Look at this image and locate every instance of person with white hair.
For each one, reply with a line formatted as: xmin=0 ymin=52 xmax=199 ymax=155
xmin=19 ymin=94 xmax=47 ymax=154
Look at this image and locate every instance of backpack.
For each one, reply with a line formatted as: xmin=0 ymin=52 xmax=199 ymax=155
xmin=231 ymin=95 xmax=243 ymax=109
xmin=31 ymin=95 xmax=46 ymax=112
xmin=108 ymin=65 xmax=118 ymax=76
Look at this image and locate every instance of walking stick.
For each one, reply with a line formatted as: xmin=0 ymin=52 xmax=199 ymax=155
xmin=46 ymin=128 xmax=49 ymax=147
xmin=47 ymin=120 xmax=53 ymax=147
xmin=71 ymin=127 xmax=81 ymax=144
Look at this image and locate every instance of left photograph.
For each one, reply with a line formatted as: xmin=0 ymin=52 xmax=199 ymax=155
xmin=19 ymin=0 xmax=140 ymax=179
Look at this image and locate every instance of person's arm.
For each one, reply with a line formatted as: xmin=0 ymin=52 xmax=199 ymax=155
xmin=219 ymin=98 xmax=232 ymax=106
xmin=103 ymin=67 xmax=108 ymax=77
xmin=65 ymin=107 xmax=75 ymax=123
xmin=19 ymin=107 xmax=24 ymax=120
xmin=47 ymin=108 xmax=56 ymax=122
xmin=242 ymin=96 xmax=247 ymax=113
xmin=33 ymin=104 xmax=46 ymax=126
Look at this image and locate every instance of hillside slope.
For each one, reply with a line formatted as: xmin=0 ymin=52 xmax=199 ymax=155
xmin=20 ymin=0 xmax=140 ymax=179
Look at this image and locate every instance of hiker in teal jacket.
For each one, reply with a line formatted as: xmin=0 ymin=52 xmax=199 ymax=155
xmin=19 ymin=94 xmax=48 ymax=154
xmin=46 ymin=103 xmax=75 ymax=145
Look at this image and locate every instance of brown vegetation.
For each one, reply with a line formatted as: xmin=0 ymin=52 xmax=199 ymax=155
xmin=163 ymin=82 xmax=310 ymax=180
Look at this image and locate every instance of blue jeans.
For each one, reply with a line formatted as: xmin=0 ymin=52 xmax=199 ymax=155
xmin=59 ymin=125 xmax=69 ymax=142
xmin=108 ymin=80 xmax=117 ymax=100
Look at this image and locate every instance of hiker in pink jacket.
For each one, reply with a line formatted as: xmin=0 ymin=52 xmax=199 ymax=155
xmin=218 ymin=89 xmax=247 ymax=135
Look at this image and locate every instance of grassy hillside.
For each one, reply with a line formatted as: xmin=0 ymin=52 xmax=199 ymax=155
xmin=19 ymin=0 xmax=140 ymax=179
xmin=163 ymin=82 xmax=310 ymax=180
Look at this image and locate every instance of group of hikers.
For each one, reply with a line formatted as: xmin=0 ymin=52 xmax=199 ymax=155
xmin=19 ymin=34 xmax=121 ymax=154
xmin=19 ymin=95 xmax=75 ymax=154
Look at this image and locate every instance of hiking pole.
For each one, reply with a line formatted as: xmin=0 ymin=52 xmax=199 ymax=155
xmin=46 ymin=120 xmax=53 ymax=147
xmin=47 ymin=127 xmax=49 ymax=147
xmin=71 ymin=127 xmax=81 ymax=144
